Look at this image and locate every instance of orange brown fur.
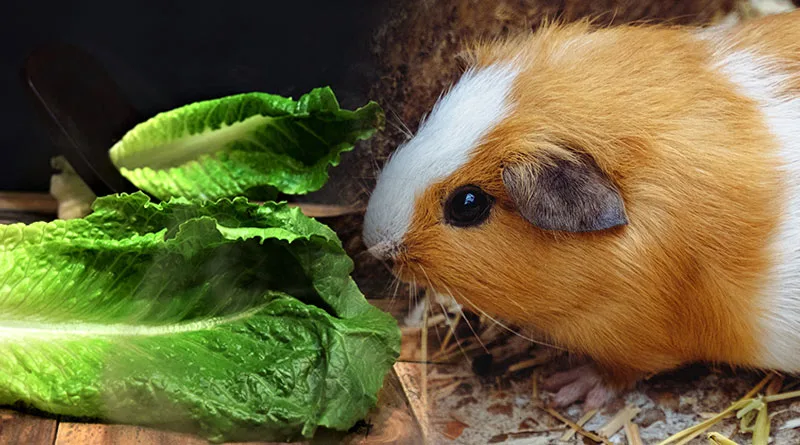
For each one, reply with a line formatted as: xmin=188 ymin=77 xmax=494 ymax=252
xmin=397 ymin=12 xmax=800 ymax=386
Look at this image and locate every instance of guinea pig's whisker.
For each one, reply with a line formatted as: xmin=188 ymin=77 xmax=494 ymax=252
xmin=457 ymin=306 xmax=488 ymax=354
xmin=436 ymin=300 xmax=470 ymax=362
xmin=407 ymin=279 xmax=413 ymax=316
xmin=377 ymin=273 xmax=398 ymax=303
xmin=409 ymin=277 xmax=420 ymax=317
xmin=378 ymin=259 xmax=394 ymax=276
xmin=430 ymin=303 xmax=446 ymax=346
xmin=389 ymin=266 xmax=404 ymax=308
xmin=359 ymin=248 xmax=394 ymax=275
xmin=449 ymin=286 xmax=566 ymax=351
xmin=420 ymin=274 xmax=455 ymax=344
xmin=382 ymin=103 xmax=412 ymax=134
xmin=416 ymin=266 xmax=489 ymax=355
xmin=425 ymin=278 xmax=487 ymax=353
xmin=387 ymin=110 xmax=414 ymax=141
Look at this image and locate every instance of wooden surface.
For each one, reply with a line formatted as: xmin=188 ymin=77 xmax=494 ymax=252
xmin=0 ymin=366 xmax=424 ymax=445
xmin=0 ymin=410 xmax=58 ymax=445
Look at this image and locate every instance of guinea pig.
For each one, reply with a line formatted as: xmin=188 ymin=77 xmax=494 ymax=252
xmin=362 ymin=10 xmax=800 ymax=409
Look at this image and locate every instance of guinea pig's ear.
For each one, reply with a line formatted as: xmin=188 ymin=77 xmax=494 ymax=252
xmin=502 ymin=155 xmax=628 ymax=232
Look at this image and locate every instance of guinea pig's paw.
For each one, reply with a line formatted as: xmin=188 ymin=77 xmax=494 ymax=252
xmin=541 ymin=364 xmax=618 ymax=410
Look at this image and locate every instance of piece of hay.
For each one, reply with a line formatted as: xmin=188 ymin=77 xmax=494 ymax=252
xmin=438 ymin=311 xmax=462 ymax=353
xmin=706 ymin=432 xmax=741 ymax=445
xmin=659 ymin=373 xmax=800 ymax=445
xmin=766 ymin=374 xmax=785 ymax=395
xmin=625 ymin=421 xmax=644 ymax=445
xmin=658 ymin=373 xmax=774 ymax=445
xmin=598 ymin=405 xmax=640 ymax=438
xmin=736 ymin=397 xmax=769 ymax=445
xmin=531 ymin=368 xmax=540 ymax=401
xmin=508 ymin=349 xmax=558 ymax=374
xmin=544 ymin=407 xmax=610 ymax=445
xmin=559 ymin=408 xmax=597 ymax=442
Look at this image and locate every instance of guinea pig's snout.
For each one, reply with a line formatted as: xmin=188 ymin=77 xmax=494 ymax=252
xmin=366 ymin=240 xmax=399 ymax=262
xmin=362 ymin=179 xmax=408 ymax=264
xmin=362 ymin=202 xmax=404 ymax=262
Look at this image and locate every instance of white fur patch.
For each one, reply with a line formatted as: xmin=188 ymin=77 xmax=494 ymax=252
xmin=710 ymin=49 xmax=800 ymax=371
xmin=362 ymin=63 xmax=520 ymax=257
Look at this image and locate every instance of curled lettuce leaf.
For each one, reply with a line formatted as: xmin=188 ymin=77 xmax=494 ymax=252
xmin=109 ymin=88 xmax=383 ymax=201
xmin=0 ymin=192 xmax=400 ymax=442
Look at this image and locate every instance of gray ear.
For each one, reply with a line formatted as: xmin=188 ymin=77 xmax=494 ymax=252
xmin=502 ymin=156 xmax=628 ymax=232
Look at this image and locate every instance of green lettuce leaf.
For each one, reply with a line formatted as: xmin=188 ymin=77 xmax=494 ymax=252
xmin=0 ymin=192 xmax=400 ymax=443
xmin=109 ymin=88 xmax=383 ymax=201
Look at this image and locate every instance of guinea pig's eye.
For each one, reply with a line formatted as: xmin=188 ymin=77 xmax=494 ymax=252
xmin=444 ymin=185 xmax=494 ymax=227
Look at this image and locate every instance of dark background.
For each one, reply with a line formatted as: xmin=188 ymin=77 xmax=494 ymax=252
xmin=2 ymin=0 xmax=389 ymax=192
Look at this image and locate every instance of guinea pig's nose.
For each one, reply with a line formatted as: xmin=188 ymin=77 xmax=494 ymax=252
xmin=366 ymin=240 xmax=398 ymax=261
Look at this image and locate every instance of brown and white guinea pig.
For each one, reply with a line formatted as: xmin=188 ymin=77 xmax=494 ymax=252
xmin=362 ymin=10 xmax=800 ymax=408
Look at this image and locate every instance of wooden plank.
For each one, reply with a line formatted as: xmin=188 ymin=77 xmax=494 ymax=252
xmin=0 ymin=409 xmax=57 ymax=445
xmin=55 ymin=423 xmax=208 ymax=445
xmin=0 ymin=192 xmax=58 ymax=214
xmin=55 ymin=421 xmax=315 ymax=445
xmin=55 ymin=423 xmax=286 ymax=445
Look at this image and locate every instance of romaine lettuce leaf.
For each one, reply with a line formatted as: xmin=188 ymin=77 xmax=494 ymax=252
xmin=0 ymin=192 xmax=400 ymax=443
xmin=109 ymin=88 xmax=383 ymax=201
